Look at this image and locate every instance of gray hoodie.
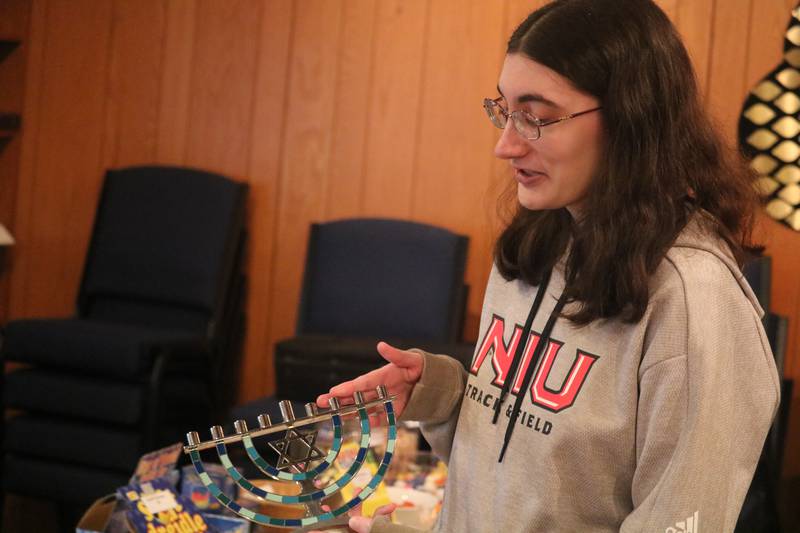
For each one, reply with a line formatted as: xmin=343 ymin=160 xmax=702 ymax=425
xmin=374 ymin=216 xmax=780 ymax=533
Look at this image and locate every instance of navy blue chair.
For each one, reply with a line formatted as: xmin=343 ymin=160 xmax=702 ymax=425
xmin=276 ymin=218 xmax=470 ymax=401
xmin=1 ymin=166 xmax=247 ymax=515
xmin=742 ymin=255 xmax=771 ymax=320
xmin=296 ymin=219 xmax=468 ymax=342
xmin=232 ymin=218 xmax=471 ymax=431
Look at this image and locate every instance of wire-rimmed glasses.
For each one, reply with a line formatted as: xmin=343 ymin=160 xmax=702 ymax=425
xmin=482 ymin=97 xmax=602 ymax=140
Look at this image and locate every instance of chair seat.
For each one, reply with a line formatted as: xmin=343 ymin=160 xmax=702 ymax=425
xmin=274 ymin=335 xmax=475 ymax=402
xmin=3 ymin=318 xmax=202 ymax=378
xmin=4 ymin=415 xmax=142 ymax=472
xmin=274 ymin=335 xmax=398 ymax=402
xmin=4 ymin=368 xmax=210 ymax=425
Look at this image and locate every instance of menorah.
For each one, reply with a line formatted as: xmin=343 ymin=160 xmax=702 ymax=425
xmin=183 ymin=385 xmax=396 ymax=532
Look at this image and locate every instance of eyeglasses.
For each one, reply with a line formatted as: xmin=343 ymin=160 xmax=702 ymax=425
xmin=483 ymin=97 xmax=602 ymax=140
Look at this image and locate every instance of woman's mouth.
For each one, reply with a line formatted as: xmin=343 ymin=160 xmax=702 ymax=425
xmin=514 ymin=167 xmax=547 ymax=186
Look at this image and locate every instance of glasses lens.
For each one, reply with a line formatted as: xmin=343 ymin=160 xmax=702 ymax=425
xmin=513 ymin=112 xmax=541 ymax=140
xmin=483 ymin=99 xmax=506 ymax=129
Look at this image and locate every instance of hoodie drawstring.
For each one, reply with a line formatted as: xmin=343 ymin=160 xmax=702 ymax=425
xmin=498 ymin=292 xmax=567 ymax=462
xmin=491 ymin=270 xmax=568 ymax=463
xmin=491 ymin=269 xmax=553 ymax=425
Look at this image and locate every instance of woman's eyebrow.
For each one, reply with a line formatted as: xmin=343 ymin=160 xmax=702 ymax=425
xmin=497 ymin=85 xmax=559 ymax=108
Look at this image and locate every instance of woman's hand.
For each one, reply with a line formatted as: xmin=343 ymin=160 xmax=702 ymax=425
xmin=316 ymin=342 xmax=423 ymax=421
xmin=348 ymin=503 xmax=397 ymax=533
xmin=308 ymin=503 xmax=397 ymax=533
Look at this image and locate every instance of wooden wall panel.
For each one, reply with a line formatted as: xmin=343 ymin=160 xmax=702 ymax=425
xmin=184 ymin=0 xmax=260 ymax=177
xmin=746 ymin=0 xmax=794 ymax=88
xmin=360 ymin=0 xmax=429 ymax=218
xmin=706 ymin=0 xmax=754 ymax=142
xmin=0 ymin=1 xmax=29 ymax=104
xmin=265 ymin=0 xmax=344 ymax=388
xmin=10 ymin=0 xmax=113 ymax=318
xmin=242 ymin=0 xmax=294 ymax=396
xmin=7 ymin=0 xmax=800 ymax=478
xmin=0 ymin=0 xmax=28 ymax=40
xmin=0 ymin=0 xmax=32 ymax=324
xmin=674 ymin=0 xmax=714 ymax=95
xmin=155 ymin=0 xmax=196 ymax=166
xmin=8 ymin=0 xmax=46 ymax=319
xmin=324 ymin=0 xmax=377 ymax=221
xmin=103 ymin=0 xmax=166 ymax=168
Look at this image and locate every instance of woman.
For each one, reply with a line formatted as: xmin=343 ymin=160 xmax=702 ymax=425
xmin=317 ymin=1 xmax=780 ymax=531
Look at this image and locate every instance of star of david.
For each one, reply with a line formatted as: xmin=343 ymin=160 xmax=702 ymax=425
xmin=268 ymin=428 xmax=325 ymax=473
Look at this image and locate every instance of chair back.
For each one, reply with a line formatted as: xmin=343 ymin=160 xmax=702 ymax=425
xmin=78 ymin=166 xmax=247 ymax=336
xmin=296 ymin=218 xmax=468 ymax=343
xmin=742 ymin=255 xmax=771 ymax=314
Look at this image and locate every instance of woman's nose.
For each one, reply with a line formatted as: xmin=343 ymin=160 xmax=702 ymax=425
xmin=494 ymin=121 xmax=530 ymax=160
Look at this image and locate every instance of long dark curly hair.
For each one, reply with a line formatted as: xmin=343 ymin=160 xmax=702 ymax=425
xmin=494 ymin=0 xmax=762 ymax=324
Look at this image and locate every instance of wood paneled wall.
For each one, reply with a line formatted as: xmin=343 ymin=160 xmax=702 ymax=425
xmin=5 ymin=0 xmax=800 ymax=475
xmin=0 ymin=0 xmax=31 ymax=324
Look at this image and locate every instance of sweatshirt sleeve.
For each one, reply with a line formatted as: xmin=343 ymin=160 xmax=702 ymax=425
xmin=399 ymin=351 xmax=468 ymax=465
xmin=365 ymin=353 xmax=467 ymax=533
xmin=620 ymin=257 xmax=780 ymax=532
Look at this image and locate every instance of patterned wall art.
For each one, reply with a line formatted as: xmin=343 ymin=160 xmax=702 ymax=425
xmin=739 ymin=2 xmax=800 ymax=231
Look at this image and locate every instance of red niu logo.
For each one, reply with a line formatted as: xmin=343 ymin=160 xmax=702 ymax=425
xmin=471 ymin=315 xmax=599 ymax=413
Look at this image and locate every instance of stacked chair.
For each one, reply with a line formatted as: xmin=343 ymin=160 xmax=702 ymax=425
xmin=233 ymin=218 xmax=472 ymax=426
xmin=736 ymin=255 xmax=792 ymax=532
xmin=1 ymin=166 xmax=247 ymax=524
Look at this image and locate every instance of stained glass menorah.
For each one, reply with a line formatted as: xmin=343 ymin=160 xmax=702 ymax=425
xmin=183 ymin=385 xmax=396 ymax=532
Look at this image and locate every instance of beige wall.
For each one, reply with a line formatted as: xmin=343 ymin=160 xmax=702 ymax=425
xmin=4 ymin=0 xmax=800 ymax=475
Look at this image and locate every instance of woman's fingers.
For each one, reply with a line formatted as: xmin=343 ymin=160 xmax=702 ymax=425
xmin=316 ymin=365 xmax=389 ymax=408
xmin=348 ymin=515 xmax=371 ymax=533
xmin=347 ymin=503 xmax=397 ymax=533
xmin=372 ymin=503 xmax=398 ymax=516
xmin=377 ymin=342 xmax=423 ymax=383
xmin=376 ymin=342 xmax=421 ymax=370
xmin=316 ymin=345 xmax=411 ymax=405
xmin=315 ymin=342 xmax=423 ymax=418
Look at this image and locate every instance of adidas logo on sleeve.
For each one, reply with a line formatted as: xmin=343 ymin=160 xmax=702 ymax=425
xmin=665 ymin=511 xmax=699 ymax=533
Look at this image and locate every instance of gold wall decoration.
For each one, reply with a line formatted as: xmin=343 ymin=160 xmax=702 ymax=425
xmin=753 ymin=154 xmax=780 ymax=174
xmin=773 ymin=140 xmax=800 ymax=162
xmin=753 ymin=81 xmax=783 ymax=101
xmin=773 ymin=116 xmax=800 ymax=137
xmin=748 ymin=129 xmax=780 ymax=150
xmin=739 ymin=3 xmax=800 ymax=231
xmin=777 ymin=165 xmax=800 ymax=184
